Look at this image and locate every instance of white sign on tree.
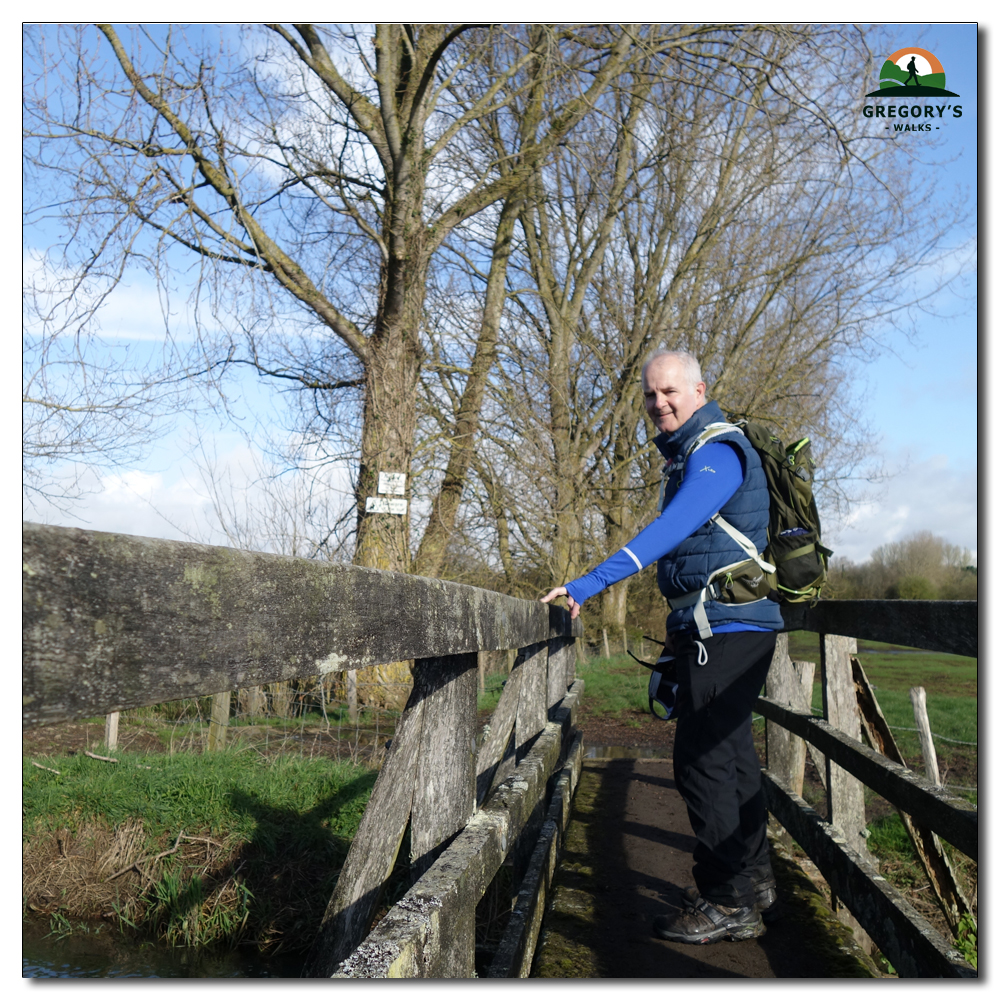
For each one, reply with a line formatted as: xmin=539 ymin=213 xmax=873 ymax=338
xmin=378 ymin=472 xmax=407 ymax=495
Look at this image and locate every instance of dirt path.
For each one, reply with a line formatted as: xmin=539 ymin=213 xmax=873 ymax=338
xmin=532 ymin=750 xmax=880 ymax=978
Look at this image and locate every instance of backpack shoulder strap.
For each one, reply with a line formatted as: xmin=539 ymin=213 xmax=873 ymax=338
xmin=710 ymin=514 xmax=776 ymax=575
xmin=683 ymin=422 xmax=744 ymax=463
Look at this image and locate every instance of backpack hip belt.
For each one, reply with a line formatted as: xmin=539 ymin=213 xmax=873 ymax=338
xmin=670 ymin=520 xmax=777 ymax=639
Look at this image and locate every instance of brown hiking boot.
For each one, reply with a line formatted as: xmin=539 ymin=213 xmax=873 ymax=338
xmin=654 ymin=895 xmax=764 ymax=945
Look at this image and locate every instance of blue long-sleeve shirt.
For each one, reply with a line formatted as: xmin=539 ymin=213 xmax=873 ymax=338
xmin=565 ymin=441 xmax=770 ymax=633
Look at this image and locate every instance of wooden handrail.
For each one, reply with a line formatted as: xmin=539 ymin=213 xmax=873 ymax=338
xmin=22 ymin=521 xmax=585 ymax=978
xmin=22 ymin=523 xmax=579 ymax=729
xmin=780 ymin=600 xmax=977 ymax=659
xmin=763 ymin=616 xmax=978 ymax=979
xmin=755 ymin=697 xmax=977 ymax=860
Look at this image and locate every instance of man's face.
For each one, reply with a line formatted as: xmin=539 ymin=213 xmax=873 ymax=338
xmin=642 ymin=357 xmax=706 ymax=434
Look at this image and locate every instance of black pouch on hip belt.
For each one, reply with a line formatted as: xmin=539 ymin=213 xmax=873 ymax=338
xmin=627 ymin=639 xmax=679 ymax=721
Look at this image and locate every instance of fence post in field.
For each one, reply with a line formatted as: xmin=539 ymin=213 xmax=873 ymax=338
xmin=855 ymin=659 xmax=973 ymax=938
xmin=820 ymin=632 xmax=872 ymax=953
xmin=104 ymin=711 xmax=119 ymax=751
xmin=346 ymin=670 xmax=358 ymax=723
xmin=909 ymin=686 xmax=941 ymax=786
xmin=208 ymin=690 xmax=231 ymax=751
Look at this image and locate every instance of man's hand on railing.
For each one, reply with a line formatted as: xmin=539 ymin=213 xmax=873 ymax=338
xmin=540 ymin=586 xmax=581 ymax=619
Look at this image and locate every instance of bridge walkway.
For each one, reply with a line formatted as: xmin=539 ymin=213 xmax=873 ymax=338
xmin=531 ymin=755 xmax=883 ymax=979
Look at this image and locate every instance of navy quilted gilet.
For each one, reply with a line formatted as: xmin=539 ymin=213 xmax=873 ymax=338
xmin=653 ymin=401 xmax=783 ymax=633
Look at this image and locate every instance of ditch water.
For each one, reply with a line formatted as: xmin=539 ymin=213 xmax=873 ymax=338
xmin=22 ymin=920 xmax=305 ymax=978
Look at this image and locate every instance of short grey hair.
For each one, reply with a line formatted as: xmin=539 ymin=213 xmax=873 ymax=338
xmin=641 ymin=348 xmax=703 ymax=388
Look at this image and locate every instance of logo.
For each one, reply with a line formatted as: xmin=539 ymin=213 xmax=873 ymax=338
xmin=861 ymin=47 xmax=962 ymax=132
xmin=866 ymin=47 xmax=959 ymax=98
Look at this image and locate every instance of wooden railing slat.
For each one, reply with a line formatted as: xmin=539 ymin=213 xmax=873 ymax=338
xmin=301 ymin=691 xmax=425 ymax=978
xmin=762 ymin=769 xmax=975 ymax=978
xmin=333 ymin=681 xmax=584 ymax=978
xmin=755 ymin=697 xmax=978 ymax=861
xmin=780 ymin=600 xmax=977 ymax=659
xmin=476 ymin=664 xmax=521 ymax=806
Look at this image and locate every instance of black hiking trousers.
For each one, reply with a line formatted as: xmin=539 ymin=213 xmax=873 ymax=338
xmin=671 ymin=628 xmax=777 ymax=909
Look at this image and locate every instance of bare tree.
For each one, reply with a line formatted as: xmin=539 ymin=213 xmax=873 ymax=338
xmin=24 ymin=23 xmax=652 ymax=571
xmin=467 ymin=25 xmax=967 ymax=629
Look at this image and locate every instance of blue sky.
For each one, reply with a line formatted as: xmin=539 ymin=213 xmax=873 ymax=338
xmin=816 ymin=23 xmax=978 ymax=562
xmin=21 ymin=22 xmax=980 ymax=566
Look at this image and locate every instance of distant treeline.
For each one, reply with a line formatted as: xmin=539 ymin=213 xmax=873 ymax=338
xmin=826 ymin=531 xmax=977 ymax=601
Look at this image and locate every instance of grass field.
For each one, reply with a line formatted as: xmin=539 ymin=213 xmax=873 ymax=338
xmin=784 ymin=631 xmax=978 ymax=795
xmin=565 ymin=633 xmax=978 ymax=765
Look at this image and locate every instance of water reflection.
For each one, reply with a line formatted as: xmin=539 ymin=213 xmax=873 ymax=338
xmin=23 ymin=921 xmax=304 ymax=978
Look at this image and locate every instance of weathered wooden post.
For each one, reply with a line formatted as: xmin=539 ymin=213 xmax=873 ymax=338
xmin=410 ymin=653 xmax=478 ymax=882
xmin=515 ymin=642 xmax=549 ymax=761
xmin=104 ymin=711 xmax=119 ymax=751
xmin=207 ymin=691 xmax=231 ymax=751
xmin=764 ymin=635 xmax=814 ymax=797
xmin=506 ymin=640 xmax=550 ymax=898
xmin=547 ymin=635 xmax=575 ymax=712
xmin=909 ymin=686 xmax=941 ymax=786
xmin=820 ymin=632 xmax=872 ymax=952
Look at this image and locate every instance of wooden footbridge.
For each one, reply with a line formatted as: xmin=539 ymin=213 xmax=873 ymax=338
xmin=22 ymin=523 xmax=977 ymax=977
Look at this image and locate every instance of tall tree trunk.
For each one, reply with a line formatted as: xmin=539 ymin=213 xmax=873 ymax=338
xmin=351 ymin=173 xmax=429 ymax=707
xmin=414 ymin=199 xmax=519 ymax=579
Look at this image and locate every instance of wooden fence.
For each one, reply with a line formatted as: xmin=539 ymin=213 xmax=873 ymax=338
xmin=761 ymin=600 xmax=978 ymax=978
xmin=22 ymin=523 xmax=583 ymax=977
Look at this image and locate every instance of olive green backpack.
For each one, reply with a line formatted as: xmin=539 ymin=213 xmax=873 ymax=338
xmin=733 ymin=420 xmax=833 ymax=603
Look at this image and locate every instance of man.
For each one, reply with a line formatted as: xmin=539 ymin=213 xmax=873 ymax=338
xmin=541 ymin=348 xmax=783 ymax=944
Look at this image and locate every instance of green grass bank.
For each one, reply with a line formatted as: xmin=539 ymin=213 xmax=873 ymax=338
xmin=24 ymin=745 xmax=376 ymax=953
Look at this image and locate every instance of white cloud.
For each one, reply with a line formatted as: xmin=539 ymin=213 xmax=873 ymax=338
xmin=26 ymin=465 xmax=214 ymax=544
xmin=25 ymin=430 xmax=357 ymax=559
xmin=827 ymin=452 xmax=977 ymax=564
